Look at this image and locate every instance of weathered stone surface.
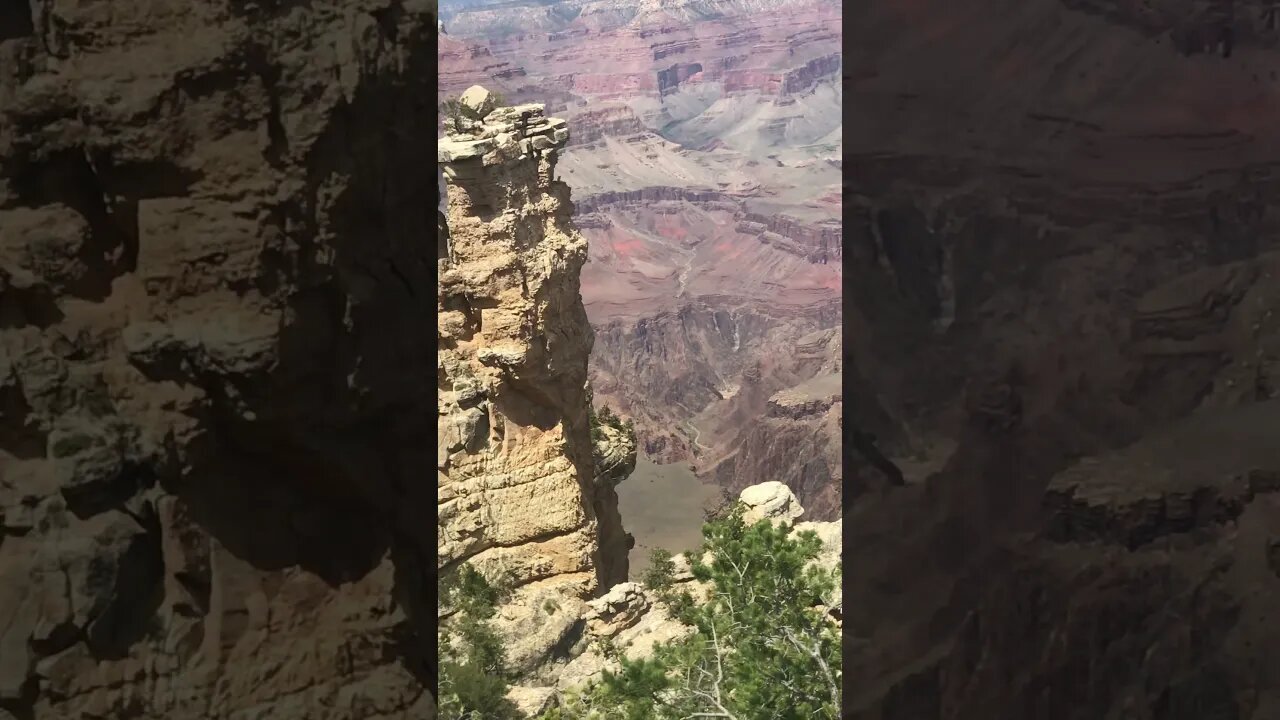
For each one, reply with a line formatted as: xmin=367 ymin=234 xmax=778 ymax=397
xmin=583 ymin=581 xmax=649 ymax=636
xmin=556 ymin=594 xmax=691 ymax=692
xmin=490 ymin=584 xmax=590 ymax=674
xmin=460 ymin=84 xmax=497 ymax=117
xmin=740 ymin=480 xmax=805 ymax=525
xmin=554 ymin=481 xmax=839 ymax=695
xmin=547 ymin=476 xmax=839 ymax=696
xmin=507 ymin=685 xmax=557 ymax=717
xmin=438 ymin=137 xmax=496 ymax=162
xmin=0 ymin=3 xmax=440 ymax=718
xmin=437 ymin=96 xmax=631 ymax=680
xmin=793 ymin=520 xmax=841 ymax=613
xmin=592 ymin=423 xmax=637 ymax=487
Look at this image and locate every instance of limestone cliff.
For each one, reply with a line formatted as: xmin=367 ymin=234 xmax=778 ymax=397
xmin=437 ymin=91 xmax=631 ymax=675
xmin=0 ymin=2 xmax=438 ymax=719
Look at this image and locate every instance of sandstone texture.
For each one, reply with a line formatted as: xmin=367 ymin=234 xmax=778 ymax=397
xmin=0 ymin=1 xmax=438 ymax=719
xmin=437 ymin=96 xmax=633 ymax=677
xmin=739 ymin=480 xmax=804 ymax=525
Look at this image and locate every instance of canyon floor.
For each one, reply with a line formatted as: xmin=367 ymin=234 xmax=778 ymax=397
xmin=615 ymin=456 xmax=724 ymax=577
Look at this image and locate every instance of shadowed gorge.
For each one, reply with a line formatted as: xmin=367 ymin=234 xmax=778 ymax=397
xmin=846 ymin=0 xmax=1280 ymax=717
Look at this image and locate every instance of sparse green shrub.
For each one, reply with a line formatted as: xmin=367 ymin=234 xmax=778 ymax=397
xmin=587 ymin=394 xmax=631 ymax=446
xmin=438 ymin=565 xmax=522 ymax=719
xmin=641 ymin=548 xmax=676 ymax=595
xmin=544 ymin=504 xmax=841 ymax=719
xmin=440 ymin=443 xmax=837 ymax=720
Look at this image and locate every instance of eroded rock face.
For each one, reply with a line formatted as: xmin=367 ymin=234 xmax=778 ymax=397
xmin=0 ymin=2 xmax=438 ymax=718
xmin=844 ymin=1 xmax=1280 ymax=716
xmin=437 ymin=96 xmax=630 ymax=674
xmin=437 ymin=0 xmax=845 ymax=525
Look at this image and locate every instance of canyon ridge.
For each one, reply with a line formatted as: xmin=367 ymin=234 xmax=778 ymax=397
xmin=844 ymin=1 xmax=1280 ymax=718
xmin=439 ymin=0 xmax=846 ymax=523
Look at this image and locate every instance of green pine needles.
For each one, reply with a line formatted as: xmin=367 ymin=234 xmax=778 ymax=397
xmin=588 ymin=400 xmax=634 ymax=445
xmin=439 ymin=505 xmax=841 ymax=720
xmin=546 ymin=504 xmax=842 ymax=720
xmin=438 ymin=565 xmax=523 ymax=719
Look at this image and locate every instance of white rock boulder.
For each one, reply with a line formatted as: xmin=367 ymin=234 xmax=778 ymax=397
xmin=459 ymin=84 xmax=497 ymax=118
xmin=739 ymin=481 xmax=804 ymax=525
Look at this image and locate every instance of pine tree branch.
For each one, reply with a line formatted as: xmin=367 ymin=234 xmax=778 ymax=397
xmin=782 ymin=627 xmax=840 ymax=710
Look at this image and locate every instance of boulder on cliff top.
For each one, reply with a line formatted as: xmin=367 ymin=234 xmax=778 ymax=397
xmin=460 ymin=84 xmax=496 ymax=118
xmin=739 ymin=481 xmax=804 ymax=525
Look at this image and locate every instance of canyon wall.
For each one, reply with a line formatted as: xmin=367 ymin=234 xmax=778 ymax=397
xmin=846 ymin=0 xmax=1280 ymax=716
xmin=0 ymin=2 xmax=438 ymax=718
xmin=437 ymin=96 xmax=633 ymax=678
xmin=433 ymin=95 xmax=847 ymax=718
xmin=438 ymin=0 xmax=844 ymax=522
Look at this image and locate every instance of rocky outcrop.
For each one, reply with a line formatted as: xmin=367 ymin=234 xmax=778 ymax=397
xmin=699 ymin=330 xmax=842 ymax=519
xmin=437 ymin=93 xmax=631 ymax=676
xmin=592 ymin=423 xmax=638 ymax=487
xmin=563 ymin=105 xmax=649 ymax=147
xmin=0 ymin=2 xmax=439 ymax=719
xmin=740 ymin=212 xmax=842 ymax=263
xmin=739 ymin=480 xmax=805 ymax=525
xmin=656 ymin=61 xmax=704 ymax=95
xmin=573 ymin=186 xmax=740 ymax=213
xmin=551 ymin=481 xmax=841 ymax=695
xmin=767 ymin=374 xmax=840 ymax=419
xmin=1044 ymin=475 xmax=1251 ymax=550
xmin=437 ymin=0 xmax=844 ymax=534
xmin=780 ymin=52 xmax=841 ymax=95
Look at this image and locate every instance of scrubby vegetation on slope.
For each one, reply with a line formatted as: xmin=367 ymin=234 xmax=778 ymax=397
xmin=439 ymin=504 xmax=841 ymax=719
xmin=437 ymin=566 xmax=523 ymax=719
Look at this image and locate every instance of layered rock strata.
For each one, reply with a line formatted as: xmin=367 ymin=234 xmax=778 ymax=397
xmin=437 ymin=0 xmax=844 ymax=526
xmin=705 ymin=330 xmax=843 ymax=519
xmin=845 ymin=0 xmax=1280 ymax=715
xmin=437 ymin=94 xmax=631 ymax=675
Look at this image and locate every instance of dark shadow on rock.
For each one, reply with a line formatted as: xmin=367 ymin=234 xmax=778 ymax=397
xmin=0 ymin=284 xmax=64 ymax=330
xmin=0 ymin=383 xmax=48 ymax=459
xmin=389 ymin=541 xmax=436 ymax=701
xmin=0 ymin=0 xmax=34 ymax=41
xmin=85 ymin=508 xmax=166 ymax=660
xmin=9 ymin=151 xmax=136 ymax=301
xmin=171 ymin=428 xmax=392 ymax=588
